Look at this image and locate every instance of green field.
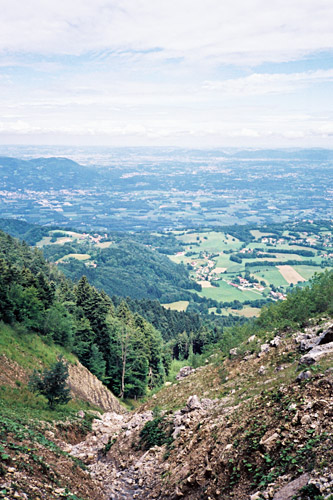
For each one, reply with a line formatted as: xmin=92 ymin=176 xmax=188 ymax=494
xmin=36 ymin=236 xmax=52 ymax=247
xmin=293 ymin=265 xmax=330 ymax=281
xmin=225 ymin=306 xmax=261 ymax=318
xmin=169 ymin=253 xmax=194 ymax=265
xmin=162 ymin=300 xmax=190 ymax=312
xmin=198 ymin=280 xmax=262 ymax=302
xmin=58 ymin=253 xmax=91 ymax=262
xmin=176 ymin=231 xmax=241 ymax=252
xmin=32 ymin=222 xmax=332 ymax=311
xmin=36 ymin=230 xmax=85 ymax=247
xmin=166 ymin=225 xmax=332 ymax=309
xmin=250 ymin=230 xmax=275 ymax=238
xmin=250 ymin=267 xmax=289 ymax=287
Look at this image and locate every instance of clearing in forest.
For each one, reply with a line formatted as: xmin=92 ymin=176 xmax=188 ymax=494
xmin=58 ymin=253 xmax=91 ymax=262
xmin=162 ymin=300 xmax=189 ymax=312
xmin=276 ymin=265 xmax=306 ymax=284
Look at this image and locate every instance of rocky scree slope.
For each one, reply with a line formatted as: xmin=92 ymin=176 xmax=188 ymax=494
xmin=67 ymin=319 xmax=332 ymax=500
xmin=0 ymin=350 xmax=122 ymax=500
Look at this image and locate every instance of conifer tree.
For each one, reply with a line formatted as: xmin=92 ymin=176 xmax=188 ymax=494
xmin=29 ymin=356 xmax=71 ymax=409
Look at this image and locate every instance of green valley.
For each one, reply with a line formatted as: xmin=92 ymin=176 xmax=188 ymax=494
xmin=3 ymin=218 xmax=330 ymax=319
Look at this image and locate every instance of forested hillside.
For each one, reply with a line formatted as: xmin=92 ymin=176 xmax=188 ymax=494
xmin=0 ymin=229 xmax=233 ymax=398
xmin=0 ymin=156 xmax=102 ymax=190
xmin=0 ymin=230 xmax=166 ymax=398
xmin=0 ymin=218 xmax=50 ymax=245
xmin=54 ymin=238 xmax=200 ymax=302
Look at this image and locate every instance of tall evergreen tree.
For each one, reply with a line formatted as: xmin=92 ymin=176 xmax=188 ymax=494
xmin=29 ymin=356 xmax=71 ymax=409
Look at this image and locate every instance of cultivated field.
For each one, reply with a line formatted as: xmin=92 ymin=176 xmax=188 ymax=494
xmin=276 ymin=265 xmax=306 ymax=284
xmin=169 ymin=223 xmax=332 ymax=315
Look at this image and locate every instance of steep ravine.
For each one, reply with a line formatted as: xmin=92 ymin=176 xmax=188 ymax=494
xmin=67 ymin=320 xmax=333 ymax=500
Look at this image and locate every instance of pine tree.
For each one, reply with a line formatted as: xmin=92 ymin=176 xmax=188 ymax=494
xmin=29 ymin=356 xmax=71 ymax=409
xmin=88 ymin=344 xmax=107 ymax=380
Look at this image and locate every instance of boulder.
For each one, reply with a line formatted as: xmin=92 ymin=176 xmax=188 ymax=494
xmin=172 ymin=425 xmax=186 ymax=439
xmin=300 ymin=340 xmax=333 ymax=365
xmin=229 ymin=348 xmax=238 ymax=357
xmin=185 ymin=395 xmax=202 ymax=411
xmin=176 ymin=366 xmax=195 ymax=380
xmin=270 ymin=336 xmax=281 ymax=347
xmin=273 ymin=473 xmax=310 ymax=500
xmin=250 ymin=492 xmax=262 ymax=500
xmin=296 ymin=370 xmax=312 ymax=382
xmin=259 ymin=344 xmax=270 ymax=356
xmin=299 ymin=324 xmax=333 ymax=352
xmin=260 ymin=432 xmax=279 ymax=451
xmin=299 ymin=353 xmax=316 ymax=365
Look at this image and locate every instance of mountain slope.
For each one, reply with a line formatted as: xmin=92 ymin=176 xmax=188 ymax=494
xmin=70 ymin=318 xmax=333 ymax=500
xmin=0 ymin=228 xmax=332 ymax=499
xmin=0 ymin=323 xmax=122 ymax=413
xmin=62 ymin=268 xmax=333 ymax=499
xmin=0 ymin=322 xmax=121 ymax=500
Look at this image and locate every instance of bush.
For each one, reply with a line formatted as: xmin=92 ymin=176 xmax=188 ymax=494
xmin=29 ymin=356 xmax=71 ymax=409
xmin=139 ymin=411 xmax=173 ymax=450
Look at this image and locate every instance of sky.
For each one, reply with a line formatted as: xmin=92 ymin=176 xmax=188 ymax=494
xmin=0 ymin=0 xmax=333 ymax=148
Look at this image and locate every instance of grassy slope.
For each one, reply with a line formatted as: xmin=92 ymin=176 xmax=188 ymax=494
xmin=0 ymin=323 xmax=105 ymax=500
xmin=0 ymin=322 xmax=76 ymax=372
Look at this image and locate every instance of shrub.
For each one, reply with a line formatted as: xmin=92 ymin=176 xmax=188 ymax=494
xmin=29 ymin=356 xmax=71 ymax=409
xmin=139 ymin=412 xmax=173 ymax=450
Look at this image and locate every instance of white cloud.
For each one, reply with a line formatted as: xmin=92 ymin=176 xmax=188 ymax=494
xmin=1 ymin=0 xmax=333 ymax=146
xmin=203 ymin=69 xmax=333 ymax=96
xmin=0 ymin=0 xmax=333 ymax=66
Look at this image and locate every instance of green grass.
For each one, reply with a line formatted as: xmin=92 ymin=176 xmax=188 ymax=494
xmin=216 ymin=253 xmax=234 ymax=268
xmin=36 ymin=236 xmax=52 ymax=247
xmin=0 ymin=323 xmax=76 ymax=371
xmin=293 ymin=265 xmax=332 ymax=281
xmin=58 ymin=253 xmax=91 ymax=262
xmin=0 ymin=385 xmax=97 ymax=424
xmin=251 ymin=267 xmax=289 ymax=287
xmin=250 ymin=230 xmax=274 ymax=238
xmin=168 ymin=254 xmax=196 ymax=265
xmin=0 ymin=390 xmax=97 ymax=499
xmin=166 ymin=229 xmax=331 ymax=310
xmin=176 ymin=231 xmax=241 ymax=252
xmin=198 ymin=280 xmax=262 ymax=302
xmin=162 ymin=301 xmax=189 ymax=312
xmin=176 ymin=232 xmax=203 ymax=244
xmin=266 ymin=253 xmax=303 ymax=261
xmin=223 ymin=307 xmax=261 ymax=318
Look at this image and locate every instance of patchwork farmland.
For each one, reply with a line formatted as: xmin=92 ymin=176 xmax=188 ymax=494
xmin=29 ymin=220 xmax=332 ymax=319
xmin=167 ymin=221 xmax=332 ymax=316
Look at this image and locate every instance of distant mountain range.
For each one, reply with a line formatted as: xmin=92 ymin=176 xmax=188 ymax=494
xmin=0 ymin=156 xmax=102 ymax=190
